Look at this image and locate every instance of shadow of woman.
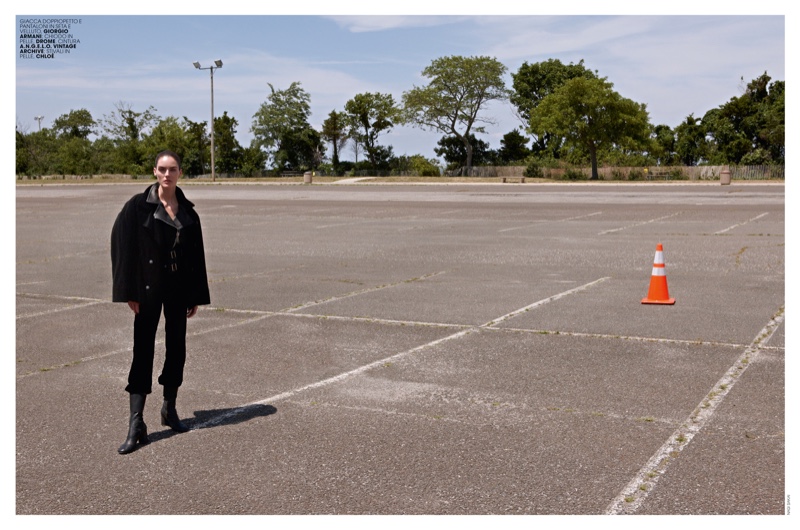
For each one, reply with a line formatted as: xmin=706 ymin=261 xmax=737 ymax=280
xmin=147 ymin=404 xmax=277 ymax=442
xmin=191 ymin=403 xmax=278 ymax=429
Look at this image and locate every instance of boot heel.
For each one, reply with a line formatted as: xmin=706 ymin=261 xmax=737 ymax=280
xmin=139 ymin=425 xmax=150 ymax=446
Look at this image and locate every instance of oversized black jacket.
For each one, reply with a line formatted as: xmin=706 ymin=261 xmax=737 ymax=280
xmin=111 ymin=184 xmax=211 ymax=308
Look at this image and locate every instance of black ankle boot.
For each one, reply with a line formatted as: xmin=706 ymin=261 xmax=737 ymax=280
xmin=118 ymin=393 xmax=149 ymax=454
xmin=161 ymin=387 xmax=189 ymax=433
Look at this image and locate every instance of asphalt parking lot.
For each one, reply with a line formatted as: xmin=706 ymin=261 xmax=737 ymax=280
xmin=15 ymin=181 xmax=785 ymax=516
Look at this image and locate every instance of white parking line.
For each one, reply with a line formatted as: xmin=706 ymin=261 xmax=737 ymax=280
xmin=714 ymin=212 xmax=769 ymax=234
xmin=286 ymin=270 xmax=447 ymax=312
xmin=604 ymin=305 xmax=785 ymax=515
xmin=315 ymin=221 xmax=366 ymax=229
xmin=483 ymin=277 xmax=610 ymax=327
xmin=17 ymin=300 xmax=105 ymax=319
xmin=191 ymin=277 xmax=611 ymax=429
xmin=15 ymin=271 xmax=449 ymax=376
xmin=16 ymin=311 xmax=278 ymax=378
xmin=498 ymin=211 xmax=603 ymax=233
xmin=16 ymin=249 xmax=103 ymax=265
xmin=16 ymin=293 xmax=106 ymax=319
xmin=598 ymin=212 xmax=682 ymax=235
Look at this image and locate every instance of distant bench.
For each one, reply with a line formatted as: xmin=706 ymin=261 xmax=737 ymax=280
xmin=280 ymin=171 xmax=303 ymax=177
xmin=646 ymin=170 xmax=670 ymax=180
xmin=500 ymin=176 xmax=526 ymax=183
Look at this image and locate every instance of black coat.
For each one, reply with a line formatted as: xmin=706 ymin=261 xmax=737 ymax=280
xmin=111 ymin=184 xmax=210 ymax=308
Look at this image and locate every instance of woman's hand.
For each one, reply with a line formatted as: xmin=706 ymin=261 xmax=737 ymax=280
xmin=127 ymin=301 xmax=140 ymax=314
xmin=187 ymin=306 xmax=198 ymax=318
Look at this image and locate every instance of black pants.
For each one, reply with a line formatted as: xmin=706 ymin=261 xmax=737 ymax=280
xmin=125 ymin=279 xmax=188 ymax=395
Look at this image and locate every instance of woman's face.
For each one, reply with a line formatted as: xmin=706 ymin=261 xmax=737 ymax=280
xmin=153 ymin=155 xmax=182 ymax=190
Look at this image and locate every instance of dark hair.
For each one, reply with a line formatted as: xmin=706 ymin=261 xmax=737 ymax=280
xmin=154 ymin=150 xmax=182 ymax=169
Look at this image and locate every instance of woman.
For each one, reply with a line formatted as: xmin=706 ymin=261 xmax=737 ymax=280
xmin=111 ymin=150 xmax=210 ymax=454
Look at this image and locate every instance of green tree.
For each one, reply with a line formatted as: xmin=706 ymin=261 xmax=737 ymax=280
xmin=344 ymin=92 xmax=398 ymax=170
xmin=758 ymin=78 xmax=785 ymax=163
xmin=276 ymin=127 xmax=325 ymax=171
xmin=181 ymin=117 xmax=208 ymax=177
xmin=16 ymin=129 xmax=29 ymax=175
xmin=52 ymin=108 xmax=96 ymax=139
xmin=434 ymin=134 xmax=492 ymax=170
xmin=497 ymin=129 xmax=531 ymax=164
xmin=321 ymin=110 xmax=349 ymax=175
xmin=390 ymin=154 xmax=441 ymax=176
xmin=142 ymin=116 xmax=189 ymax=170
xmin=239 ymin=143 xmax=268 ymax=177
xmin=511 ymin=59 xmax=598 ymax=122
xmin=213 ymin=111 xmax=243 ymax=174
xmin=251 ymin=82 xmax=321 ymax=171
xmin=401 ymin=55 xmax=508 ymax=175
xmin=528 ymin=77 xmax=650 ymax=179
xmin=701 ymin=72 xmax=784 ymax=165
xmin=701 ymin=109 xmax=749 ymax=164
xmin=54 ymin=136 xmax=94 ymax=175
xmin=18 ymin=128 xmax=58 ymax=176
xmin=100 ymin=101 xmax=160 ymax=143
xmin=650 ymin=124 xmax=678 ymax=166
xmin=674 ymin=114 xmax=707 ymax=166
xmin=511 ymin=59 xmax=598 ymax=157
xmin=91 ymin=136 xmax=119 ymax=174
xmin=32 ymin=109 xmax=98 ymax=175
xmin=100 ymin=101 xmax=160 ymax=175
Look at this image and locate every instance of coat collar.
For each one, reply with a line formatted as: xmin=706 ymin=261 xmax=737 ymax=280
xmin=143 ymin=183 xmax=194 ymax=209
xmin=142 ymin=183 xmax=195 ymax=230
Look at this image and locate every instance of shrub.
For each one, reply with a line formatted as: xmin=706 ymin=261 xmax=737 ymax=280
xmin=524 ymin=160 xmax=544 ymax=178
xmin=563 ymin=168 xmax=587 ymax=180
xmin=668 ymin=168 xmax=688 ymax=180
xmin=410 ymin=155 xmax=441 ymax=176
xmin=628 ymin=169 xmax=645 ymax=181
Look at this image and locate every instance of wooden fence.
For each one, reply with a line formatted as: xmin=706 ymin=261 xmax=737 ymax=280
xmin=448 ymin=165 xmax=784 ymax=181
xmin=18 ymin=165 xmax=784 ymax=181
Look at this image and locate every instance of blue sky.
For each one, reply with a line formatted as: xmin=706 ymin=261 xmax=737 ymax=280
xmin=13 ymin=4 xmax=787 ymax=162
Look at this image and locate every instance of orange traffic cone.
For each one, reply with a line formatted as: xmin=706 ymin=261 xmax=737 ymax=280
xmin=641 ymin=243 xmax=675 ymax=305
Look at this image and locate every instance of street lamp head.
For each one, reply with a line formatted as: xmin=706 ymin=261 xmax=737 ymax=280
xmin=193 ymin=62 xmax=201 ymax=69
xmin=214 ymin=60 xmax=223 ymax=68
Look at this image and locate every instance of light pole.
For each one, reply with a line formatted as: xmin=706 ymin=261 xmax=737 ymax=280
xmin=193 ymin=60 xmax=223 ymax=181
xmin=34 ymin=115 xmax=44 ymax=131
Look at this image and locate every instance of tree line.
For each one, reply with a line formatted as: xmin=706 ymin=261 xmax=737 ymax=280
xmin=15 ymin=56 xmax=784 ymax=179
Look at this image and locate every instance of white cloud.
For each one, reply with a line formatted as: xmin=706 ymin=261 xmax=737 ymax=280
xmin=326 ymin=15 xmax=466 ymax=33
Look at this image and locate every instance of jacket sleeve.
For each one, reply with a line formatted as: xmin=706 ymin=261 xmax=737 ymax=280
xmin=186 ymin=216 xmax=211 ymax=307
xmin=110 ymin=199 xmax=139 ymax=302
